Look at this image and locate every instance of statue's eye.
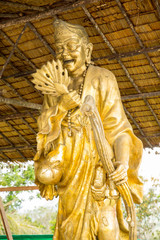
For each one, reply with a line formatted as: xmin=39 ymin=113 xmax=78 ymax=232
xmin=67 ymin=43 xmax=79 ymax=51
xmin=56 ymin=46 xmax=63 ymax=53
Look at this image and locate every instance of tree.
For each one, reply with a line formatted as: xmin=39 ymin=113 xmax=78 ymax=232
xmin=0 ymin=163 xmax=35 ymax=211
xmin=0 ymin=162 xmax=57 ymax=235
xmin=0 ymin=201 xmax=49 ymax=235
xmin=24 ymin=206 xmax=57 ymax=234
xmin=136 ymin=178 xmax=160 ymax=240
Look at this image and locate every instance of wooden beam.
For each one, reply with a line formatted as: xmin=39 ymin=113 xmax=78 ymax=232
xmin=0 ymin=151 xmax=11 ymax=161
xmin=140 ymin=133 xmax=160 ymax=138
xmin=0 ymin=131 xmax=27 ymax=161
xmin=0 ymin=197 xmax=13 ymax=240
xmin=0 ymin=110 xmax=39 ymax=121
xmin=5 ymin=121 xmax=36 ymax=153
xmin=0 ymin=52 xmax=39 ymax=99
xmin=0 ymin=23 xmax=28 ymax=79
xmin=0 ymin=186 xmax=38 ymax=192
xmin=0 ymin=157 xmax=33 ymax=162
xmin=0 ymin=13 xmax=19 ymax=18
xmin=0 ymin=145 xmax=36 ymax=151
xmin=3 ymin=70 xmax=36 ymax=79
xmin=0 ymin=52 xmax=39 ymax=132
xmin=121 ymin=91 xmax=160 ymax=100
xmin=152 ymin=0 xmax=160 ymax=20
xmin=94 ymin=45 xmax=160 ymax=61
xmin=115 ymin=0 xmax=160 ymax=79
xmin=0 ymin=91 xmax=160 ymax=113
xmin=0 ymin=29 xmax=36 ymax=69
xmin=0 ymin=52 xmax=40 ymax=133
xmin=123 ymin=106 xmax=153 ymax=148
xmin=28 ymin=22 xmax=56 ymax=57
xmin=0 ymin=0 xmax=100 ymax=29
xmin=0 ymin=96 xmax=42 ymax=110
xmin=0 ymin=0 xmax=46 ymax=12
xmin=82 ymin=6 xmax=116 ymax=54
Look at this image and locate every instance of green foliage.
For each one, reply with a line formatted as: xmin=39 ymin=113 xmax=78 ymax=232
xmin=136 ymin=178 xmax=160 ymax=240
xmin=0 ymin=210 xmax=47 ymax=235
xmin=0 ymin=163 xmax=35 ymax=211
xmin=24 ymin=206 xmax=57 ymax=234
xmin=0 ymin=163 xmax=58 ymax=235
xmin=1 ymin=165 xmax=35 ymax=187
xmin=50 ymin=218 xmax=56 ymax=234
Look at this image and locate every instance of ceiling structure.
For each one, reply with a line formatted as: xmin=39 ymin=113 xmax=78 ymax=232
xmin=0 ymin=0 xmax=160 ymax=164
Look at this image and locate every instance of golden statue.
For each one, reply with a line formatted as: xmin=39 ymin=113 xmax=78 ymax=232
xmin=32 ymin=19 xmax=143 ymax=240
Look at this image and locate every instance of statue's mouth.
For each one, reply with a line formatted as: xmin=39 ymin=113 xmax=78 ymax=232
xmin=64 ymin=59 xmax=74 ymax=64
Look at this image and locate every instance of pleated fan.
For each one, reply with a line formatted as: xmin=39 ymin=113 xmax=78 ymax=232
xmin=32 ymin=59 xmax=70 ymax=96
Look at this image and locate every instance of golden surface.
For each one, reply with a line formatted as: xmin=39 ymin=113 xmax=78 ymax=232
xmin=33 ymin=19 xmax=143 ymax=240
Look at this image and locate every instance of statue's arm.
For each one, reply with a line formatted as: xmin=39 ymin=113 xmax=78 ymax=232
xmin=111 ymin=133 xmax=132 ymax=185
xmin=100 ymin=70 xmax=132 ymax=186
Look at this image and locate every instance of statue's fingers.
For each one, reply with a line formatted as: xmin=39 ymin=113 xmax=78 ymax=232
xmin=41 ymin=188 xmax=46 ymax=198
xmin=113 ymin=161 xmax=122 ymax=168
xmin=69 ymin=90 xmax=77 ymax=98
xmin=115 ymin=176 xmax=128 ymax=186
xmin=57 ymin=59 xmax=62 ymax=84
xmin=110 ymin=165 xmax=124 ymax=177
xmin=53 ymin=60 xmax=58 ymax=82
xmin=64 ymin=68 xmax=70 ymax=86
xmin=110 ymin=170 xmax=127 ymax=182
xmin=73 ymin=95 xmax=81 ymax=103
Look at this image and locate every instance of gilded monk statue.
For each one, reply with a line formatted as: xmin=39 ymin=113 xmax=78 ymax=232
xmin=32 ymin=19 xmax=143 ymax=240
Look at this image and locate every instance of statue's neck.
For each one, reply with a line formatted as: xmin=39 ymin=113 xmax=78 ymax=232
xmin=68 ymin=65 xmax=87 ymax=91
xmin=68 ymin=76 xmax=84 ymax=91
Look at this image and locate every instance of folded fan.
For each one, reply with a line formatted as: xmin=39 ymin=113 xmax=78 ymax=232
xmin=32 ymin=59 xmax=70 ymax=96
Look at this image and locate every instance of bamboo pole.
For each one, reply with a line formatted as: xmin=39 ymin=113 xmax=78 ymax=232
xmin=0 ymin=0 xmax=46 ymax=12
xmin=0 ymin=23 xmax=28 ymax=79
xmin=0 ymin=96 xmax=42 ymax=110
xmin=0 ymin=0 xmax=101 ymax=29
xmin=0 ymin=186 xmax=38 ymax=192
xmin=0 ymin=110 xmax=39 ymax=121
xmin=0 ymin=197 xmax=13 ymax=240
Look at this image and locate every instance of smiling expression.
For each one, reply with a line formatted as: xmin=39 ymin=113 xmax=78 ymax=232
xmin=55 ymin=37 xmax=88 ymax=77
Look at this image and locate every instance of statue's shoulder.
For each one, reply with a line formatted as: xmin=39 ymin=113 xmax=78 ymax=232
xmin=89 ymin=65 xmax=117 ymax=84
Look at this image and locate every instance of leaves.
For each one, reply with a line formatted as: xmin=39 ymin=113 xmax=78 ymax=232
xmin=136 ymin=177 xmax=160 ymax=240
xmin=0 ymin=163 xmax=35 ymax=211
xmin=0 ymin=163 xmax=57 ymax=235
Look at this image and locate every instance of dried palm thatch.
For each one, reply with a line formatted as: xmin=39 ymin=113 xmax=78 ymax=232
xmin=0 ymin=0 xmax=160 ymax=164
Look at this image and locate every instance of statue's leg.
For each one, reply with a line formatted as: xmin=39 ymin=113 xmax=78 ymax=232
xmin=97 ymin=199 xmax=120 ymax=240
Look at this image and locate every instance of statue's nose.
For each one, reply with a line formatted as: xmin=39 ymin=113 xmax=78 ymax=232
xmin=62 ymin=47 xmax=69 ymax=57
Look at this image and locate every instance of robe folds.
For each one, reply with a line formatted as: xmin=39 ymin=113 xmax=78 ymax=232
xmin=34 ymin=65 xmax=143 ymax=240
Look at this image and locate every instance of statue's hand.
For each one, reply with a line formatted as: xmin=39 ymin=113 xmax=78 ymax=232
xmin=37 ymin=182 xmax=58 ymax=200
xmin=109 ymin=163 xmax=128 ymax=186
xmin=59 ymin=90 xmax=81 ymax=111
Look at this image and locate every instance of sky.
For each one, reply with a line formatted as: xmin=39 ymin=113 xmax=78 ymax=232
xmin=139 ymin=147 xmax=160 ymax=179
xmin=17 ymin=146 xmax=160 ymax=213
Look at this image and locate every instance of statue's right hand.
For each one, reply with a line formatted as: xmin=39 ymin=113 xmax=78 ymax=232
xmin=39 ymin=183 xmax=58 ymax=200
xmin=59 ymin=90 xmax=81 ymax=111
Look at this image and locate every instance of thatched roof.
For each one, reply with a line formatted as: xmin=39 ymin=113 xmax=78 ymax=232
xmin=0 ymin=0 xmax=160 ymax=163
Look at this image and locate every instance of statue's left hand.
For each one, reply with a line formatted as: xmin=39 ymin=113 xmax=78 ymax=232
xmin=109 ymin=163 xmax=128 ymax=186
xmin=37 ymin=182 xmax=58 ymax=200
xmin=59 ymin=91 xmax=81 ymax=111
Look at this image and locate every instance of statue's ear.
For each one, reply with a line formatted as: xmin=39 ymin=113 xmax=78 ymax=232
xmin=85 ymin=42 xmax=93 ymax=64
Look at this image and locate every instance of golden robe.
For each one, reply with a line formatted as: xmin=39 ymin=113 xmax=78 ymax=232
xmin=34 ymin=65 xmax=143 ymax=240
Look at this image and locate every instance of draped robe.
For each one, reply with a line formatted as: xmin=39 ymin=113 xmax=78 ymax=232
xmin=34 ymin=65 xmax=143 ymax=240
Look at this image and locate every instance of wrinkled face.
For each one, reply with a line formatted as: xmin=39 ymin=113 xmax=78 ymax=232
xmin=55 ymin=37 xmax=87 ymax=76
